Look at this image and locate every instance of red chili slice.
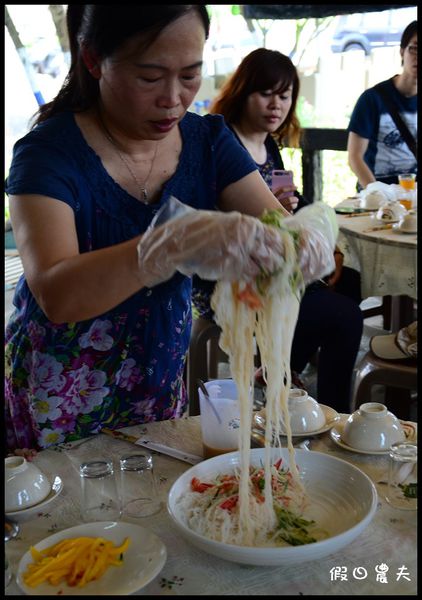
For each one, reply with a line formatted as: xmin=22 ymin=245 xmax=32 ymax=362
xmin=219 ymin=496 xmax=238 ymax=511
xmin=191 ymin=477 xmax=214 ymax=493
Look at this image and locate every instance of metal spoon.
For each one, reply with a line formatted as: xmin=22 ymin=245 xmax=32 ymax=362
xmin=197 ymin=379 xmax=222 ymax=424
xmin=5 ymin=517 xmax=19 ymax=542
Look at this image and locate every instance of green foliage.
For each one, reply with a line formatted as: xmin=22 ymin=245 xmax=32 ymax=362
xmin=296 ymin=96 xmax=316 ymax=128
xmin=281 ymin=146 xmax=357 ymax=209
xmin=322 ymin=150 xmax=358 ymax=206
xmin=281 ymin=93 xmax=357 ymax=207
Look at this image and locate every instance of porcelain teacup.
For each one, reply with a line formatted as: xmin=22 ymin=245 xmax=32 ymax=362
xmin=282 ymin=388 xmax=326 ymax=434
xmin=375 ymin=202 xmax=407 ymax=223
xmin=398 ymin=210 xmax=417 ymax=232
xmin=360 ymin=190 xmax=387 ymax=210
xmin=341 ymin=402 xmax=405 ymax=452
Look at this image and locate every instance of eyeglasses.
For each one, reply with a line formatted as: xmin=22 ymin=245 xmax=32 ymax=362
xmin=406 ymin=45 xmax=417 ymax=56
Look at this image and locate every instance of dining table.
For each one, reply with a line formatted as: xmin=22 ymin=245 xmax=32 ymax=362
xmin=5 ymin=414 xmax=417 ymax=596
xmin=335 ymin=201 xmax=417 ymax=331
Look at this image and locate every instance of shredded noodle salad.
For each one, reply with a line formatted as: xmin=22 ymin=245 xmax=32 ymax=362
xmin=177 ymin=458 xmax=320 ymax=547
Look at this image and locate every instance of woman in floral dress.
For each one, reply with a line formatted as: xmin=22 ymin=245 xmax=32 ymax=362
xmin=5 ymin=5 xmax=335 ymax=451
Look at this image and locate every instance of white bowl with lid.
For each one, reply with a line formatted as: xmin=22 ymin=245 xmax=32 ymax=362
xmin=360 ymin=190 xmax=387 ymax=209
xmin=282 ymin=388 xmax=326 ymax=434
xmin=5 ymin=456 xmax=51 ymax=512
xmin=341 ymin=402 xmax=405 ymax=452
xmin=397 ymin=210 xmax=417 ymax=232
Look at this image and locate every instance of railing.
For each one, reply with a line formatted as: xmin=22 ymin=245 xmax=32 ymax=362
xmin=297 ymin=127 xmax=349 ymax=204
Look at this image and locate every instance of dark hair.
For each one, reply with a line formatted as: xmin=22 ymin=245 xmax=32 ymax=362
xmin=400 ymin=20 xmax=417 ymax=49
xmin=32 ymin=5 xmax=210 ymax=126
xmin=210 ymin=48 xmax=301 ymax=148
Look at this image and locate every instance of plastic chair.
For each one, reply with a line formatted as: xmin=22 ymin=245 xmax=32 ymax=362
xmin=186 ymin=318 xmax=225 ymax=416
xmin=350 ymin=350 xmax=417 ymax=420
xmin=361 ymin=296 xmax=391 ymax=330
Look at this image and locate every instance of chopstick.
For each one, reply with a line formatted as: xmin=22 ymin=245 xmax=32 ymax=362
xmin=101 ymin=427 xmax=202 ymax=464
xmin=101 ymin=428 xmax=138 ymax=444
xmin=344 ymin=211 xmax=373 ymax=218
xmin=363 ymin=224 xmax=394 ymax=232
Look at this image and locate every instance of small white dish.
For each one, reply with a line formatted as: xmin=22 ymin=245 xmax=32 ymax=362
xmin=254 ymin=404 xmax=340 ymax=438
xmin=16 ymin=521 xmax=167 ymax=595
xmin=5 ymin=475 xmax=63 ymax=522
xmin=330 ymin=418 xmax=417 ymax=455
xmin=5 ymin=456 xmax=51 ymax=512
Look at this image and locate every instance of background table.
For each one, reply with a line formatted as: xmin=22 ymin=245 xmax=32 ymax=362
xmin=5 ymin=417 xmax=417 ymax=596
xmin=336 ymin=212 xmax=417 ymax=330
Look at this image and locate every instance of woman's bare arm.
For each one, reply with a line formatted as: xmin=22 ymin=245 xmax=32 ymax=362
xmin=10 ymin=194 xmax=144 ymax=323
xmin=218 ymin=170 xmax=291 ymax=218
xmin=10 ymin=172 xmax=290 ymax=323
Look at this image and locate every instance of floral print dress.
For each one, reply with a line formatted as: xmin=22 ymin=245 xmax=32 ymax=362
xmin=5 ymin=110 xmax=256 ymax=450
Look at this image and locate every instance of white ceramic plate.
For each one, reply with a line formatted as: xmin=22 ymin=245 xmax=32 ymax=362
xmin=168 ymin=448 xmax=377 ymax=566
xmin=253 ymin=404 xmax=340 ymax=438
xmin=392 ymin=223 xmax=417 ymax=234
xmin=5 ymin=475 xmax=63 ymax=523
xmin=16 ymin=521 xmax=167 ymax=595
xmin=330 ymin=419 xmax=417 ymax=455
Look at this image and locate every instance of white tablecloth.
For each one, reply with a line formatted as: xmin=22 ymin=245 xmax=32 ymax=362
xmin=336 ymin=212 xmax=417 ymax=300
xmin=5 ymin=417 xmax=417 ymax=596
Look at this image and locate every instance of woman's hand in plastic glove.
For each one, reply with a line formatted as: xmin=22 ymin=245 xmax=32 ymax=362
xmin=137 ymin=210 xmax=284 ymax=288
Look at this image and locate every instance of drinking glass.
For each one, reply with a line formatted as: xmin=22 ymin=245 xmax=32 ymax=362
xmin=119 ymin=452 xmax=161 ymax=518
xmin=79 ymin=460 xmax=121 ymax=522
xmin=198 ymin=379 xmax=243 ymax=458
xmin=398 ymin=173 xmax=416 ymax=191
xmin=386 ymin=442 xmax=417 ymax=510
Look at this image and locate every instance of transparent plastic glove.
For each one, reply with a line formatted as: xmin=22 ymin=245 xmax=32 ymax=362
xmin=283 ymin=202 xmax=339 ymax=284
xmin=137 ymin=198 xmax=284 ymax=288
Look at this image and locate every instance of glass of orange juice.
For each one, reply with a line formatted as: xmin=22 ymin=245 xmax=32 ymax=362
xmin=398 ymin=173 xmax=416 ymax=191
xmin=398 ymin=194 xmax=413 ymax=211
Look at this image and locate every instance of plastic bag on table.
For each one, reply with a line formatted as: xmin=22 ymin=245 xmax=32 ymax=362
xmin=283 ymin=202 xmax=338 ymax=284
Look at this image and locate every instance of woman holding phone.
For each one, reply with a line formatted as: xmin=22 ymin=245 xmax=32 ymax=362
xmin=193 ymin=48 xmax=363 ymax=412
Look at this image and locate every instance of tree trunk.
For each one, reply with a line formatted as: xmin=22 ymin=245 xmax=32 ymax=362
xmin=48 ymin=5 xmax=70 ymax=54
xmin=4 ymin=6 xmax=24 ymax=51
xmin=4 ymin=6 xmax=45 ymax=105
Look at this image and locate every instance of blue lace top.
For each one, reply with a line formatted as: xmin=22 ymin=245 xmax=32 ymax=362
xmin=5 ymin=110 xmax=256 ymax=450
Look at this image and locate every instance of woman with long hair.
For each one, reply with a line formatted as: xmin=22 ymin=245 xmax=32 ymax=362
xmin=5 ymin=8 xmax=336 ymax=451
xmin=193 ymin=48 xmax=363 ymax=412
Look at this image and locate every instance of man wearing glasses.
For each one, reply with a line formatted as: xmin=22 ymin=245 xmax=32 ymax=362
xmin=347 ymin=20 xmax=417 ymax=189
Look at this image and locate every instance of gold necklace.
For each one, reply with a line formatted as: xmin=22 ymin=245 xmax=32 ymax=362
xmin=98 ymin=111 xmax=158 ymax=203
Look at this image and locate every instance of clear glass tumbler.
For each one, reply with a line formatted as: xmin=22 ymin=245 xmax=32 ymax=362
xmin=79 ymin=459 xmax=121 ymax=522
xmin=398 ymin=173 xmax=416 ymax=191
xmin=386 ymin=442 xmax=417 ymax=510
xmin=119 ymin=452 xmax=162 ymax=518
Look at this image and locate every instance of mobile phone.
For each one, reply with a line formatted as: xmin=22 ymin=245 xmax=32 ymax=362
xmin=271 ymin=169 xmax=294 ymax=195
